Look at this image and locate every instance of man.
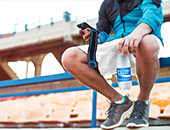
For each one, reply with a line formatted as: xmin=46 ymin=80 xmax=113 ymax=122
xmin=62 ymin=0 xmax=163 ymax=129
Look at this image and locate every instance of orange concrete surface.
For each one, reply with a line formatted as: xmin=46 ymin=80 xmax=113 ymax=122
xmin=0 ymin=82 xmax=170 ymax=123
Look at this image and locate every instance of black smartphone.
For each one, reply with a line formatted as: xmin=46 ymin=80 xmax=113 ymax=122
xmin=77 ymin=22 xmax=100 ymax=34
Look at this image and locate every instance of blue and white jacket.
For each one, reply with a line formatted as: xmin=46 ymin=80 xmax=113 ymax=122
xmin=97 ymin=0 xmax=164 ymax=45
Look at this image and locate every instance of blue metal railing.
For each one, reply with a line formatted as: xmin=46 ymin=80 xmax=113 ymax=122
xmin=160 ymin=57 xmax=170 ymax=68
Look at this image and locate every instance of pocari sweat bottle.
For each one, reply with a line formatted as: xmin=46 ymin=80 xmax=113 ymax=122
xmin=116 ymin=51 xmax=132 ymax=90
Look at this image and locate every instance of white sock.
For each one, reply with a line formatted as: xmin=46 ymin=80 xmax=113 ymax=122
xmin=115 ymin=96 xmax=125 ymax=104
xmin=145 ymin=100 xmax=150 ymax=105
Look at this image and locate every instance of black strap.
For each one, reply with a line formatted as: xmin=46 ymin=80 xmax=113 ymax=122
xmin=88 ymin=29 xmax=98 ymax=68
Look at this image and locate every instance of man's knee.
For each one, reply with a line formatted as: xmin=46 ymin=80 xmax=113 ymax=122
xmin=61 ymin=47 xmax=79 ymax=71
xmin=138 ymin=35 xmax=160 ymax=60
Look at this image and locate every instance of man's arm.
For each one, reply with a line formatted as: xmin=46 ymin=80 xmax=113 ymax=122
xmin=79 ymin=0 xmax=113 ymax=44
xmin=118 ymin=0 xmax=163 ymax=56
xmin=118 ymin=23 xmax=152 ymax=56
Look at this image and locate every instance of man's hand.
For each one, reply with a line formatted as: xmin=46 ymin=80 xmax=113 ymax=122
xmin=118 ymin=23 xmax=152 ymax=56
xmin=118 ymin=33 xmax=143 ymax=56
xmin=79 ymin=28 xmax=100 ymax=43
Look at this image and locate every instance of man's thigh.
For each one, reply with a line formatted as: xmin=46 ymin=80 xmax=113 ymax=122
xmin=62 ymin=46 xmax=88 ymax=64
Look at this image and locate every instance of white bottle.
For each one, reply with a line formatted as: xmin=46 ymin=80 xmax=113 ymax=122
xmin=116 ymin=51 xmax=132 ymax=90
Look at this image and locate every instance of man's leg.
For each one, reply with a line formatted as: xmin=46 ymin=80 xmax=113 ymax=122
xmin=62 ymin=47 xmax=123 ymax=101
xmin=127 ymin=34 xmax=161 ymax=128
xmin=62 ymin=47 xmax=133 ymax=129
xmin=136 ymin=35 xmax=160 ymax=101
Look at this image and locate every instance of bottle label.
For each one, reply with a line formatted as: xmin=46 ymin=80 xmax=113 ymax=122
xmin=117 ymin=67 xmax=131 ymax=82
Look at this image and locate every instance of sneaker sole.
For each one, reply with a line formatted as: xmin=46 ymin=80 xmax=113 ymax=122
xmin=100 ymin=104 xmax=134 ymax=130
xmin=126 ymin=122 xmax=149 ymax=128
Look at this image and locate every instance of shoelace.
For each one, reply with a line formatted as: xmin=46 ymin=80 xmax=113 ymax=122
xmin=105 ymin=102 xmax=118 ymax=119
xmin=130 ymin=101 xmax=147 ymax=119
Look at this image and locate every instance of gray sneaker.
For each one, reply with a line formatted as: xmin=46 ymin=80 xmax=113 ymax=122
xmin=100 ymin=96 xmax=133 ymax=129
xmin=126 ymin=100 xmax=149 ymax=128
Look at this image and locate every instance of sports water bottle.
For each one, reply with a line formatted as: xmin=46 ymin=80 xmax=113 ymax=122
xmin=116 ymin=51 xmax=132 ymax=90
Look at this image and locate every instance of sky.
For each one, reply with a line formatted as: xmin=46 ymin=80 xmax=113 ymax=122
xmin=0 ymin=0 xmax=103 ymax=34
xmin=0 ymin=0 xmax=170 ymax=79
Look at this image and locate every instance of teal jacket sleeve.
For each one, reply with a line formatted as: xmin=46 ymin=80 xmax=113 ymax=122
xmin=97 ymin=0 xmax=112 ymax=44
xmin=137 ymin=0 xmax=163 ymax=32
xmin=98 ymin=31 xmax=110 ymax=44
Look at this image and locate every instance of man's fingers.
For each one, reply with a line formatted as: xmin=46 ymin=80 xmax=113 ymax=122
xmin=128 ymin=39 xmax=134 ymax=54
xmin=86 ymin=37 xmax=91 ymax=43
xmin=79 ymin=29 xmax=84 ymax=36
xmin=83 ymin=28 xmax=91 ymax=34
xmin=83 ymin=31 xmax=91 ymax=42
xmin=83 ymin=34 xmax=90 ymax=41
xmin=118 ymin=38 xmax=125 ymax=53
xmin=83 ymin=31 xmax=91 ymax=39
xmin=123 ymin=39 xmax=129 ymax=56
xmin=133 ymin=40 xmax=139 ymax=53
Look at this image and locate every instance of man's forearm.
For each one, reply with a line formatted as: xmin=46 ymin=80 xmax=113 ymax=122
xmin=132 ymin=23 xmax=152 ymax=38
